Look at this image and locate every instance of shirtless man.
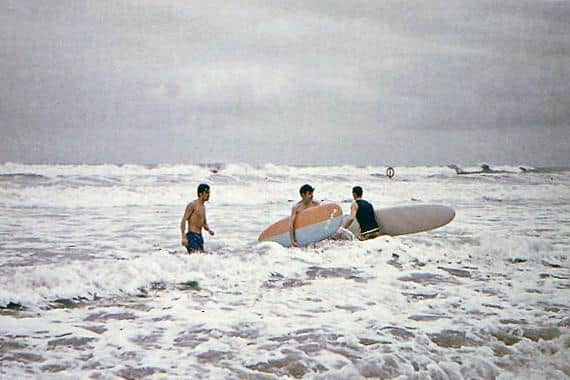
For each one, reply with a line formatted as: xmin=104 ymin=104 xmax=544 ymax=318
xmin=180 ymin=183 xmax=215 ymax=253
xmin=289 ymin=184 xmax=320 ymax=247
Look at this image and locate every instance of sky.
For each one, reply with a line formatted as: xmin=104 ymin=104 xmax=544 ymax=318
xmin=1 ymin=0 xmax=569 ymax=166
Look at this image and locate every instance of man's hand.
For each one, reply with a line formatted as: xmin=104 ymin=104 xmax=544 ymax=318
xmin=181 ymin=237 xmax=188 ymax=247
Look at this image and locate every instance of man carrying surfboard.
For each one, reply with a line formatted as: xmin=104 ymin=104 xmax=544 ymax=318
xmin=290 ymin=184 xmax=320 ymax=247
xmin=180 ymin=183 xmax=215 ymax=253
xmin=341 ymin=186 xmax=382 ymax=240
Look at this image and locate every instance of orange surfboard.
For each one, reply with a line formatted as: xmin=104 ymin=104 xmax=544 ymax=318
xmin=258 ymin=203 xmax=343 ymax=247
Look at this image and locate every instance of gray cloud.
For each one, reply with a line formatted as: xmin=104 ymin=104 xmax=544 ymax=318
xmin=1 ymin=0 xmax=569 ymax=165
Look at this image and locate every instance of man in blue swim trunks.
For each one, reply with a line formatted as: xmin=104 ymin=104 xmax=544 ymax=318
xmin=180 ymin=183 xmax=215 ymax=253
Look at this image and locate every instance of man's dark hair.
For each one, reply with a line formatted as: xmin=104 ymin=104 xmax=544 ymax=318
xmin=299 ymin=184 xmax=314 ymax=195
xmin=197 ymin=183 xmax=210 ymax=196
xmin=352 ymin=186 xmax=363 ymax=197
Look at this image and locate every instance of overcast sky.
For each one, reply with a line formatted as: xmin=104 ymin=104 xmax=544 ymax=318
xmin=1 ymin=0 xmax=569 ymax=166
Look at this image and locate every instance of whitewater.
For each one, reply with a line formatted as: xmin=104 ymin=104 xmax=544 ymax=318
xmin=0 ymin=162 xmax=568 ymax=379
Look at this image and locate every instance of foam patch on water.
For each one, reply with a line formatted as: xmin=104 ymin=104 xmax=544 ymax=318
xmin=1 ymin=163 xmax=568 ymax=377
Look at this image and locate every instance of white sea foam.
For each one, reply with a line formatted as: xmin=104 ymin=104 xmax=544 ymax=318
xmin=0 ymin=163 xmax=568 ymax=378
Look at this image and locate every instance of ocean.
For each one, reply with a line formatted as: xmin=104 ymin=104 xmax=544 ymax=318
xmin=1 ymin=162 xmax=568 ymax=379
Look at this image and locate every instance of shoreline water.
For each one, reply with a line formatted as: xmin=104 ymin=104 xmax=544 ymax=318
xmin=1 ymin=162 xmax=568 ymax=378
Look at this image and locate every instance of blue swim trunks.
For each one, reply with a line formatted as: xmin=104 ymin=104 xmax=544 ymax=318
xmin=185 ymin=231 xmax=204 ymax=252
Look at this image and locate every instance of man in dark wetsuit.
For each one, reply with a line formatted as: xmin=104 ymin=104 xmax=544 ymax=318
xmin=180 ymin=183 xmax=215 ymax=253
xmin=341 ymin=186 xmax=382 ymax=240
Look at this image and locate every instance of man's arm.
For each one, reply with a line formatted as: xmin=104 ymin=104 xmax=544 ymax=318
xmin=341 ymin=201 xmax=358 ymax=229
xmin=180 ymin=202 xmax=194 ymax=246
xmin=203 ymin=213 xmax=215 ymax=236
xmin=289 ymin=205 xmax=299 ymax=247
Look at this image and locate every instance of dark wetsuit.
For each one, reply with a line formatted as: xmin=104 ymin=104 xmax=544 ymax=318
xmin=356 ymin=199 xmax=379 ymax=236
xmin=185 ymin=231 xmax=204 ymax=252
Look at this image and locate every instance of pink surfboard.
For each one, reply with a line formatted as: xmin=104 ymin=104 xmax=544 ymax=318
xmin=259 ymin=203 xmax=344 ymax=247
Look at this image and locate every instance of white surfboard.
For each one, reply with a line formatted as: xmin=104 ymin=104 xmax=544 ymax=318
xmin=346 ymin=204 xmax=455 ymax=237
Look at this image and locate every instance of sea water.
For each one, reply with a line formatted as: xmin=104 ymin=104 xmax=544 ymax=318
xmin=0 ymin=162 xmax=568 ymax=379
